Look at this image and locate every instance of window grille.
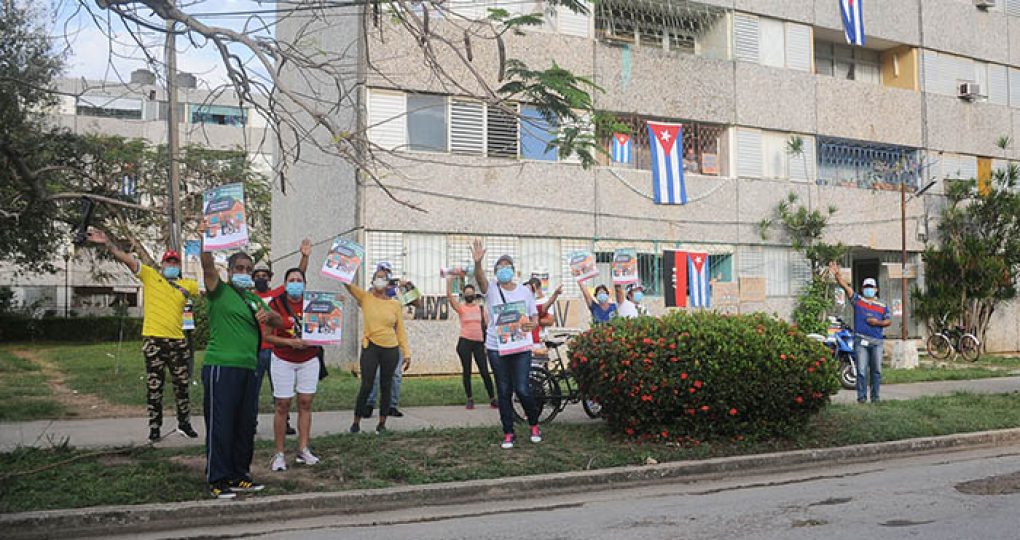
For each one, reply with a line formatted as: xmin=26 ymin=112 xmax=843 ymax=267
xmin=599 ymin=114 xmax=725 ymax=176
xmin=594 ymin=0 xmax=724 ymax=54
xmin=816 ymin=137 xmax=919 ymax=190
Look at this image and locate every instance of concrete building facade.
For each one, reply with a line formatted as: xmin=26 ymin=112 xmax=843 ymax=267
xmin=273 ymin=0 xmax=1020 ymax=373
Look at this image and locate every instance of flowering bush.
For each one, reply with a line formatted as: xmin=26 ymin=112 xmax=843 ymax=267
xmin=569 ymin=311 xmax=839 ymax=442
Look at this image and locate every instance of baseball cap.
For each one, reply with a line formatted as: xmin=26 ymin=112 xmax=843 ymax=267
xmin=494 ymin=254 xmax=514 ymax=270
xmin=161 ymin=250 xmax=181 ymax=263
xmin=253 ymin=262 xmax=272 ymax=276
xmin=376 ymin=261 xmax=393 ymax=274
xmin=862 ymin=278 xmax=877 ymax=287
xmin=626 ymin=283 xmax=644 ymax=293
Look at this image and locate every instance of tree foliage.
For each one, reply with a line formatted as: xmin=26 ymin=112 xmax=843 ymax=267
xmin=912 ymin=161 xmax=1020 ymax=347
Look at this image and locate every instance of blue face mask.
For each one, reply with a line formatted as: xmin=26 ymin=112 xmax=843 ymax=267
xmin=231 ymin=273 xmax=254 ymax=289
xmin=596 ymin=292 xmax=610 ymax=304
xmin=863 ymin=287 xmax=877 ymax=299
xmin=496 ymin=267 xmax=514 ymax=284
xmin=162 ymin=266 xmax=180 ymax=280
xmin=285 ymin=282 xmax=305 ymax=298
xmin=632 ymin=292 xmax=644 ymax=303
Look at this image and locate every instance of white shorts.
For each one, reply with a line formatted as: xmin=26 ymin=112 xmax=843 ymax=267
xmin=270 ymin=353 xmax=320 ymax=398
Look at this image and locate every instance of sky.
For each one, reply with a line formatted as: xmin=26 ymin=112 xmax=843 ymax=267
xmin=50 ymin=0 xmax=271 ymax=88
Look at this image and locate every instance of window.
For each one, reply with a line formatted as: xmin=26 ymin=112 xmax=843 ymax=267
xmin=366 ymin=231 xmax=404 ymax=283
xmin=817 ymin=137 xmax=919 ymax=189
xmin=709 ymin=253 xmax=732 ymax=282
xmin=815 ymin=41 xmax=879 ymax=84
xmin=758 ymin=18 xmax=785 ymax=68
xmin=519 ymin=105 xmax=558 ymax=161
xmin=595 ymin=0 xmax=725 ymax=55
xmin=76 ymin=96 xmax=143 ymax=119
xmin=599 ymin=115 xmax=725 ymax=176
xmin=404 ymin=233 xmax=446 ymax=296
xmin=450 ymin=99 xmax=484 ymax=155
xmin=191 ymin=104 xmax=247 ymax=126
xmin=486 ymin=104 xmax=519 ymax=158
xmin=762 ymin=132 xmax=789 ymax=179
xmin=367 ymin=89 xmax=407 ymax=151
xmin=407 ymin=94 xmax=448 ymax=152
xmin=734 ymin=14 xmax=811 ymax=71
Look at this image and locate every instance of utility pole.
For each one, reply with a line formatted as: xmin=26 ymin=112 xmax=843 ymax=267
xmin=165 ymin=18 xmax=183 ymax=255
xmin=900 ymin=180 xmax=908 ymax=341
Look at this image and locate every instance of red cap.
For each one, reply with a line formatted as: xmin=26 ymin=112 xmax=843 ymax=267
xmin=161 ymin=250 xmax=181 ymax=263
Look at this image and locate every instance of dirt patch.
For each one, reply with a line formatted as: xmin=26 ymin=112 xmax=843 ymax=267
xmin=955 ymin=471 xmax=1020 ymax=495
xmin=10 ymin=349 xmax=144 ymax=419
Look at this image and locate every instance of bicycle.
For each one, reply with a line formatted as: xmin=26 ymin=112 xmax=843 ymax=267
xmin=512 ymin=332 xmax=603 ymax=424
xmin=926 ymin=315 xmax=981 ymax=362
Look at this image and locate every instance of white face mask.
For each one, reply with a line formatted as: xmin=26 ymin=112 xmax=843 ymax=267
xmin=372 ymin=278 xmax=388 ymax=290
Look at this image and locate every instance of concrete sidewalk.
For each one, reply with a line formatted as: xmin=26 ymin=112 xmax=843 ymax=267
xmin=1 ymin=376 xmax=1017 ymax=451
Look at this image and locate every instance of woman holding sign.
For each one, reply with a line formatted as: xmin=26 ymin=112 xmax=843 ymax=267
xmin=344 ymin=266 xmax=411 ymax=434
xmin=580 ymin=283 xmax=618 ymax=323
xmin=265 ymin=268 xmax=321 ymax=471
xmin=471 ymin=240 xmax=541 ymax=449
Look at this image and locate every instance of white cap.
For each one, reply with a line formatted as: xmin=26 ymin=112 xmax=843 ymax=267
xmin=862 ymin=278 xmax=877 ymax=287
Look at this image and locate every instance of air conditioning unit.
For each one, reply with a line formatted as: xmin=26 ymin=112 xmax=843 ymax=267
xmin=975 ymin=0 xmax=997 ymax=9
xmin=958 ymin=82 xmax=981 ymax=101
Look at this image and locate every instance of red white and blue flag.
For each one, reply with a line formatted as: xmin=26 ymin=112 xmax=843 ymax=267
xmin=687 ymin=252 xmax=710 ymax=308
xmin=611 ymin=133 xmax=632 ymax=164
xmin=646 ymin=121 xmax=687 ymax=205
xmin=839 ymin=0 xmax=865 ymax=46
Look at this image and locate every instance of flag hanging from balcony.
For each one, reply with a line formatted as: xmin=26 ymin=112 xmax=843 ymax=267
xmin=647 ymin=121 xmax=687 ymax=205
xmin=663 ymin=250 xmax=688 ymax=308
xmin=612 ymin=133 xmax=632 ymax=164
xmin=687 ymin=252 xmax=711 ymax=308
xmin=839 ymin=0 xmax=865 ymax=46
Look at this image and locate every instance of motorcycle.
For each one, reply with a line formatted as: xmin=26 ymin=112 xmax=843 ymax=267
xmin=808 ymin=317 xmax=858 ymax=390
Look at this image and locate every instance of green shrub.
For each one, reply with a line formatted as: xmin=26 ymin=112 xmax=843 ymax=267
xmin=0 ymin=316 xmax=143 ymax=342
xmin=569 ymin=311 xmax=839 ymax=443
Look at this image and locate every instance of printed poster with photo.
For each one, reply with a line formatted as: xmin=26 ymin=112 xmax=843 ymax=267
xmin=301 ymin=291 xmax=343 ymax=345
xmin=611 ymin=248 xmax=639 ymax=285
xmin=201 ymin=183 xmax=248 ymax=251
xmin=530 ymin=272 xmax=550 ymax=295
xmin=321 ymin=237 xmax=364 ymax=284
xmin=568 ymin=251 xmax=598 ymax=282
xmin=493 ymin=301 xmax=532 ymax=356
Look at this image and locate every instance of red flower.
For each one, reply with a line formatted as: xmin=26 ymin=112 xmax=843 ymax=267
xmin=794 ymin=396 xmax=804 ymax=404
xmin=669 ymin=343 xmax=677 ymax=350
xmin=641 ymin=394 xmax=653 ymax=402
xmin=661 ymin=430 xmax=669 ymax=438
xmin=807 ymin=367 xmax=815 ymax=373
xmin=670 ymin=357 xmax=679 ymax=363
xmin=693 ymin=380 xmax=703 ymax=389
xmin=689 ymin=388 xmax=696 ymax=394
xmin=685 ymin=408 xmax=696 ymax=416
xmin=729 ymin=408 xmax=738 ymax=416
xmin=680 ymin=373 xmax=689 ymax=380
xmin=700 ymin=405 xmax=710 ymax=412
xmin=625 ymin=427 xmax=635 ymax=436
xmin=780 ymin=354 xmax=787 ymax=360
xmin=642 ymin=338 xmax=653 ymax=345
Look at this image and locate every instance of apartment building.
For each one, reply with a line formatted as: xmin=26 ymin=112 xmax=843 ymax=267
xmin=273 ymin=0 xmax=1020 ymax=371
xmin=0 ymin=73 xmax=271 ymax=317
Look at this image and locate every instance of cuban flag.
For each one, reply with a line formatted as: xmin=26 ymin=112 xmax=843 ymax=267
xmin=839 ymin=0 xmax=865 ymax=46
xmin=611 ymin=133 xmax=632 ymax=164
xmin=688 ymin=252 xmax=710 ymax=308
xmin=120 ymin=175 xmax=136 ymax=197
xmin=647 ymin=121 xmax=687 ymax=205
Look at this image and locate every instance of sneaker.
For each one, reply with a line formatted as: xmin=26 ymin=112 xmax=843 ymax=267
xmin=285 ymin=422 xmax=296 ymax=436
xmin=490 ymin=399 xmax=498 ymax=409
xmin=501 ymin=433 xmax=515 ymax=449
xmin=177 ymin=423 xmax=199 ymax=438
xmin=375 ymin=424 xmax=387 ymax=434
xmin=530 ymin=425 xmax=543 ymax=444
xmin=349 ymin=422 xmax=361 ymax=434
xmin=228 ymin=478 xmax=265 ymax=493
xmin=270 ymin=452 xmax=287 ymax=472
xmin=388 ymin=407 xmax=404 ymax=418
xmin=466 ymin=398 xmax=475 ymax=410
xmin=149 ymin=427 xmax=161 ymax=442
xmin=295 ymin=447 xmax=320 ymax=465
xmin=209 ymin=483 xmax=237 ymax=499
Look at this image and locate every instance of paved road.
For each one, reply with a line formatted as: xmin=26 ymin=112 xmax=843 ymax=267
xmin=125 ymin=443 xmax=1020 ymax=540
xmin=1 ymin=377 xmax=1018 ymax=450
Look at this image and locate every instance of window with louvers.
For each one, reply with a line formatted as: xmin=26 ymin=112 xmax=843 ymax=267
xmin=486 ymin=104 xmax=519 ymax=158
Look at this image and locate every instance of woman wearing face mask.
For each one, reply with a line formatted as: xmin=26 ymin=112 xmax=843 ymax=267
xmin=471 ymin=240 xmax=541 ymax=449
xmin=616 ymin=283 xmax=645 ymax=319
xmin=579 ymin=282 xmax=618 ymax=324
xmin=344 ymin=267 xmax=411 ymax=434
xmin=265 ymin=268 xmax=321 ymax=471
xmin=447 ymin=279 xmax=496 ymax=410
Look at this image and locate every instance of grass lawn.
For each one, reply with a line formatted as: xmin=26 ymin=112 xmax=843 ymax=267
xmin=2 ymin=392 xmax=1020 ymax=513
xmin=0 ymin=351 xmax=64 ymax=421
xmin=883 ymin=366 xmax=1016 ymax=384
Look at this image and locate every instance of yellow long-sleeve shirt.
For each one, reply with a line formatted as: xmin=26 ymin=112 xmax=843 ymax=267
xmin=348 ymin=284 xmax=410 ymax=357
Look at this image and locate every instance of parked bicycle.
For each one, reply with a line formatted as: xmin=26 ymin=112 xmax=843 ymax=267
xmin=513 ymin=332 xmax=602 ymax=424
xmin=926 ymin=315 xmax=981 ymax=362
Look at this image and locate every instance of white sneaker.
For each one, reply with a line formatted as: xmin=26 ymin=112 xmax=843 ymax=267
xmin=270 ymin=452 xmax=287 ymax=472
xmin=529 ymin=425 xmax=543 ymax=444
xmin=500 ymin=434 xmax=515 ymax=449
xmin=295 ymin=447 xmax=320 ymax=465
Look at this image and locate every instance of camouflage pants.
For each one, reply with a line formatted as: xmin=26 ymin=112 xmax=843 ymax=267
xmin=142 ymin=337 xmax=193 ymax=429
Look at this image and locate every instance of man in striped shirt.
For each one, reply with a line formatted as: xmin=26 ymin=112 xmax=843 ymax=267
xmin=830 ymin=262 xmax=892 ymax=403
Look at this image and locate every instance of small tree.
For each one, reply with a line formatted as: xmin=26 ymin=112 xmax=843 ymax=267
xmin=912 ymin=138 xmax=1020 ymax=348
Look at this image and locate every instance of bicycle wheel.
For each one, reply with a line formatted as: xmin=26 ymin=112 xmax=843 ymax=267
xmin=958 ymin=334 xmax=981 ymax=362
xmin=926 ymin=333 xmax=953 ymax=360
xmin=581 ymin=395 xmax=603 ymax=419
xmin=513 ymin=367 xmax=562 ymax=425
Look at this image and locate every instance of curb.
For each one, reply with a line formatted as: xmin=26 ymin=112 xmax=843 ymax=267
xmin=5 ymin=427 xmax=1020 ymax=539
